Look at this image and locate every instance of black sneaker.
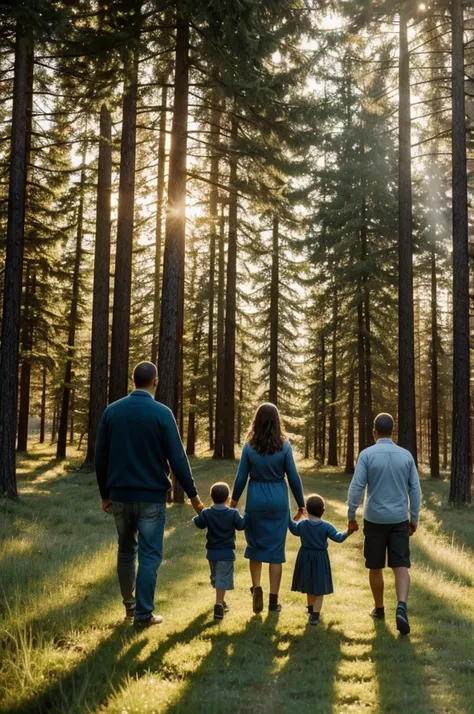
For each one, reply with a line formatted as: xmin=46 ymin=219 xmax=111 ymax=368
xmin=269 ymin=603 xmax=282 ymax=612
xmin=214 ymin=604 xmax=225 ymax=620
xmin=309 ymin=612 xmax=320 ymax=626
xmin=251 ymin=586 xmax=264 ymax=614
xmin=396 ymin=605 xmax=410 ymax=635
xmin=223 ymin=601 xmax=229 ymax=613
xmin=370 ymin=607 xmax=385 ymax=620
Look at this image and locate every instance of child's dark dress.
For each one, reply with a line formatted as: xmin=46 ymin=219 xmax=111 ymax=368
xmin=289 ymin=519 xmax=349 ymax=595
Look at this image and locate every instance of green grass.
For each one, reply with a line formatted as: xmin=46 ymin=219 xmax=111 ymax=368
xmin=1 ymin=445 xmax=474 ymax=714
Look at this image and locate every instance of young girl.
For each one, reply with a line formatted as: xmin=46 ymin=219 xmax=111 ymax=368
xmin=289 ymin=493 xmax=354 ymax=625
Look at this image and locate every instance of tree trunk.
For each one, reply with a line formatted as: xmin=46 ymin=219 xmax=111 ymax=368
xmin=51 ymin=398 xmax=58 ymax=444
xmin=345 ymin=374 xmax=355 ymax=473
xmin=69 ymin=389 xmax=75 ymax=445
xmin=84 ymin=105 xmax=112 ymax=467
xmin=269 ymin=214 xmax=279 ymax=406
xmin=312 ymin=374 xmax=318 ymax=461
xmin=430 ymin=244 xmax=440 ymax=478
xmin=56 ymin=157 xmax=86 ymax=461
xmin=109 ymin=47 xmax=139 ymax=403
xmin=157 ymin=14 xmax=189 ymax=501
xmin=213 ymin=204 xmax=226 ymax=458
xmin=442 ymin=400 xmax=448 ymax=471
xmin=319 ymin=331 xmax=326 ymax=463
xmin=207 ymin=91 xmax=221 ymax=450
xmin=16 ymin=42 xmax=34 ymax=454
xmin=0 ymin=24 xmax=31 ymax=498
xmin=328 ymin=293 xmax=338 ymax=466
xmin=398 ymin=3 xmax=417 ymax=461
xmin=357 ymin=284 xmax=366 ymax=453
xmin=39 ymin=366 xmax=46 ymax=444
xmin=186 ymin=313 xmax=203 ymax=457
xmin=416 ymin=293 xmax=423 ymax=461
xmin=363 ymin=286 xmax=373 ymax=446
xmin=360 ymin=171 xmax=373 ymax=449
xmin=450 ymin=0 xmax=471 ymax=503
xmin=237 ymin=364 xmax=244 ymax=445
xmin=17 ymin=263 xmax=33 ymax=452
xmin=222 ymin=115 xmax=238 ymax=459
xmin=151 ymin=83 xmax=167 ymax=366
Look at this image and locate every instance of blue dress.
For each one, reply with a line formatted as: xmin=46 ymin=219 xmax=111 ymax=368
xmin=232 ymin=441 xmax=305 ymax=564
xmin=289 ymin=519 xmax=349 ymax=595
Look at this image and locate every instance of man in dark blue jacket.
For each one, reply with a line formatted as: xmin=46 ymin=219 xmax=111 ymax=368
xmin=96 ymin=362 xmax=203 ymax=628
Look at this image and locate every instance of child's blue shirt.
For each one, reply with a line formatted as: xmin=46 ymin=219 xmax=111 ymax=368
xmin=288 ymin=518 xmax=349 ymax=550
xmin=194 ymin=505 xmax=247 ymax=560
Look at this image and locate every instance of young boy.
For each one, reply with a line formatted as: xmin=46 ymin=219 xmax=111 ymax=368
xmin=193 ymin=482 xmax=247 ymax=620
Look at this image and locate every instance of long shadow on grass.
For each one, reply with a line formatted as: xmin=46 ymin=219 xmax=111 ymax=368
xmin=270 ymin=620 xmax=345 ymax=714
xmin=150 ymin=614 xmax=344 ymax=714
xmin=412 ymin=536 xmax=473 ymax=587
xmin=0 ymin=496 xmax=199 ymax=616
xmin=410 ymin=577 xmax=473 ymax=712
xmin=5 ymin=622 xmax=146 ymax=714
xmin=371 ymin=619 xmax=433 ymax=713
xmin=421 ymin=488 xmax=474 ymax=556
xmin=158 ymin=614 xmax=281 ymax=714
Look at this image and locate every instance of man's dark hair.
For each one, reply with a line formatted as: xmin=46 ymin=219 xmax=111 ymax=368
xmin=373 ymin=413 xmax=394 ymax=437
xmin=210 ymin=482 xmax=230 ymax=504
xmin=306 ymin=494 xmax=325 ymax=518
xmin=133 ymin=362 xmax=157 ymax=389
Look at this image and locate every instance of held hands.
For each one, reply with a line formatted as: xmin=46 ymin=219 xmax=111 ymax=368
xmin=409 ymin=522 xmax=417 ymax=536
xmin=294 ymin=507 xmax=306 ymax=522
xmin=191 ymin=496 xmax=204 ymax=514
xmin=229 ymin=499 xmax=238 ymax=509
xmin=347 ymin=519 xmax=359 ymax=533
xmin=101 ymin=499 xmax=113 ymax=514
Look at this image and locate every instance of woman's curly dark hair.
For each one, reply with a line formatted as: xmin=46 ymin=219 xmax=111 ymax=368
xmin=246 ymin=403 xmax=287 ymax=455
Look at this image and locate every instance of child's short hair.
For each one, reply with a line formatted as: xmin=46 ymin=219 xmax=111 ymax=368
xmin=306 ymin=494 xmax=325 ymax=518
xmin=210 ymin=482 xmax=230 ymax=504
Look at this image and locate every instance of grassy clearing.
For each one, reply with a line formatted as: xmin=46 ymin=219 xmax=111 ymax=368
xmin=1 ymin=445 xmax=473 ymax=714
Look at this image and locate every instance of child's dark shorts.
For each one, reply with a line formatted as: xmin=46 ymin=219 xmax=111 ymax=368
xmin=363 ymin=520 xmax=410 ymax=569
xmin=209 ymin=560 xmax=234 ymax=590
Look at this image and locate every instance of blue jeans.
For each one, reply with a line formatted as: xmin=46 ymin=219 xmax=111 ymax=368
xmin=112 ymin=501 xmax=166 ymax=621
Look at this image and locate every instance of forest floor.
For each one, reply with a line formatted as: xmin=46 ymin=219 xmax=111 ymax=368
xmin=1 ymin=445 xmax=473 ymax=714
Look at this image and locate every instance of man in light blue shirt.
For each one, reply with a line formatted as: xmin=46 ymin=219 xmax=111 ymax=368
xmin=347 ymin=413 xmax=421 ymax=635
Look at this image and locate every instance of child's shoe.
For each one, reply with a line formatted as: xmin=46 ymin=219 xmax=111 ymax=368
xmin=214 ymin=604 xmax=225 ymax=620
xmin=309 ymin=612 xmax=320 ymax=626
xmin=370 ymin=606 xmax=385 ymax=620
xmin=268 ymin=593 xmax=281 ymax=612
xmin=250 ymin=586 xmax=264 ymax=614
xmin=269 ymin=603 xmax=282 ymax=612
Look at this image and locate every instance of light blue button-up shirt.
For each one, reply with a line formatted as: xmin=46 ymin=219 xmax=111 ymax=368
xmin=347 ymin=438 xmax=422 ymax=524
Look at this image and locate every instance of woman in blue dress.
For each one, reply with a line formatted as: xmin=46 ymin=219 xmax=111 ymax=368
xmin=230 ymin=403 xmax=305 ymax=613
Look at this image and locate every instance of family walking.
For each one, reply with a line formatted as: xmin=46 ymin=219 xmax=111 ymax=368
xmin=96 ymin=362 xmax=422 ymax=636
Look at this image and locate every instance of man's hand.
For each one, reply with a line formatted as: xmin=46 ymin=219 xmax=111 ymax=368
xmin=348 ymin=519 xmax=359 ymax=532
xmin=101 ymin=499 xmax=113 ymax=514
xmin=191 ymin=495 xmax=204 ymax=514
xmin=229 ymin=499 xmax=238 ymax=509
xmin=409 ymin=522 xmax=417 ymax=536
xmin=294 ymin=507 xmax=306 ymax=522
